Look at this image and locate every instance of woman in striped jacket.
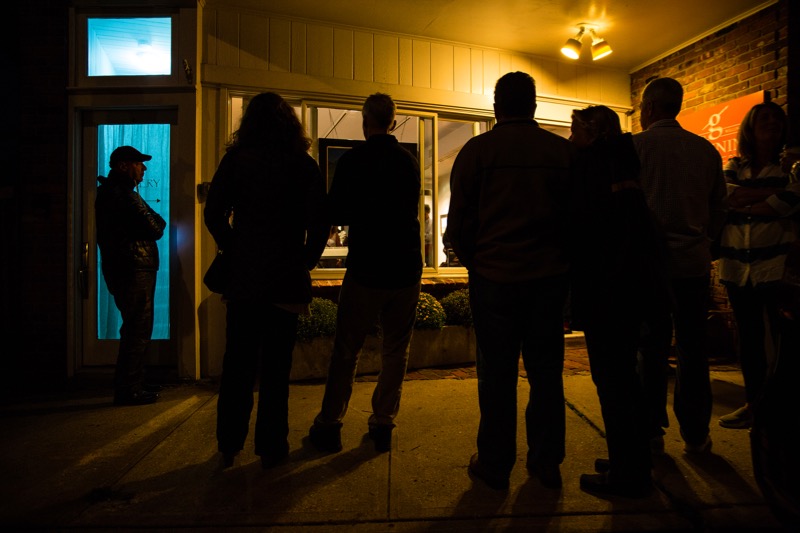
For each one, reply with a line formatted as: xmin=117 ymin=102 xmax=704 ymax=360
xmin=717 ymin=101 xmax=799 ymax=429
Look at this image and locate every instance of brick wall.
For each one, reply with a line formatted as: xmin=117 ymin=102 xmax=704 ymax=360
xmin=630 ymin=0 xmax=793 ymax=135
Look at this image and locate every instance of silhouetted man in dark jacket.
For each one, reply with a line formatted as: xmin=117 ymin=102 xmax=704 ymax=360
xmin=96 ymin=145 xmax=166 ymax=405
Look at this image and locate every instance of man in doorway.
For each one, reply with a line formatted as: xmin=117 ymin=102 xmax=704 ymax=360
xmin=448 ymin=72 xmax=576 ymax=490
xmin=633 ymin=77 xmax=727 ymax=454
xmin=95 ymin=145 xmax=166 ymax=406
xmin=309 ymin=93 xmax=422 ymax=453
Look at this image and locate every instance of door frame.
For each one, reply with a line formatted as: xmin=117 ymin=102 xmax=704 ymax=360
xmin=80 ymin=110 xmax=177 ymax=367
xmin=67 ymin=92 xmax=201 ymax=380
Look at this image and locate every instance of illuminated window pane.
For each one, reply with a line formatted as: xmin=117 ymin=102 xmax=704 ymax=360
xmin=438 ymin=119 xmax=489 ymax=268
xmin=88 ymin=17 xmax=171 ymax=76
xmin=312 ymin=106 xmax=421 ymax=269
xmin=97 ymin=124 xmax=171 ymax=340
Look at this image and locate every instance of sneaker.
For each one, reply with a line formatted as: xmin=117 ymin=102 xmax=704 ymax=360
xmin=368 ymin=425 xmax=393 ymax=453
xmin=308 ymin=424 xmax=343 ymax=453
xmin=719 ymin=404 xmax=752 ymax=429
xmin=468 ymin=453 xmax=509 ymax=490
xmin=684 ymin=435 xmax=712 ymax=454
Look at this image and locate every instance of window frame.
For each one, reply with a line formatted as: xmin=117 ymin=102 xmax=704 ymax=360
xmin=72 ymin=7 xmax=187 ymax=88
xmin=225 ymin=93 xmax=493 ymax=279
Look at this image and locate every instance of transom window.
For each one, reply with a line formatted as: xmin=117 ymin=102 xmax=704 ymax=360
xmin=88 ymin=17 xmax=172 ymax=76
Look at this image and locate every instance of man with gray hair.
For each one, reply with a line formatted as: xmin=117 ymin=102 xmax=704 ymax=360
xmin=633 ymin=77 xmax=727 ymax=456
xmin=309 ymin=93 xmax=422 ymax=454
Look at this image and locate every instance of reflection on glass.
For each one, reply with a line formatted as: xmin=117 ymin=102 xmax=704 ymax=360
xmin=97 ymin=123 xmax=170 ymax=340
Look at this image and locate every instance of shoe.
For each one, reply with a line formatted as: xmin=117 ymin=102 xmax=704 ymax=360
xmin=594 ymin=458 xmax=611 ymax=473
xmin=468 ymin=453 xmax=509 ymax=490
xmin=114 ymin=389 xmax=159 ymax=405
xmin=143 ymin=383 xmax=163 ymax=393
xmin=368 ymin=425 xmax=393 ymax=453
xmin=650 ymin=435 xmax=665 ymax=456
xmin=260 ymin=451 xmax=288 ymax=469
xmin=580 ymin=472 xmax=653 ymax=499
xmin=308 ymin=424 xmax=343 ymax=453
xmin=526 ymin=461 xmax=562 ymax=489
xmin=258 ymin=441 xmax=289 ymax=469
xmin=221 ymin=451 xmax=238 ymax=468
xmin=684 ymin=435 xmax=712 ymax=454
xmin=719 ymin=404 xmax=752 ymax=429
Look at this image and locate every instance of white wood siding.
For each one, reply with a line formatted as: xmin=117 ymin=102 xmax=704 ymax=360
xmin=202 ymin=7 xmax=631 ymax=121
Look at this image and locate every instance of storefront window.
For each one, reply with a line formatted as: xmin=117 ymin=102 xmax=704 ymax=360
xmin=436 ymin=119 xmax=489 ymax=268
xmin=311 ymin=106 xmax=422 ymax=271
xmin=227 ymin=95 xmax=489 ymax=276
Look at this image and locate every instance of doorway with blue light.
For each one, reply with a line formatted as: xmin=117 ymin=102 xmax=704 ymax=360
xmin=81 ymin=120 xmax=172 ymax=367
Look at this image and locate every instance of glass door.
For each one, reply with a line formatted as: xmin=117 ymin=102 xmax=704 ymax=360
xmin=80 ymin=110 xmax=175 ymax=366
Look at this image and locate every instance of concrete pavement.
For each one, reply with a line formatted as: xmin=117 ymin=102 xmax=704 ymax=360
xmin=0 ymin=353 xmax=787 ymax=532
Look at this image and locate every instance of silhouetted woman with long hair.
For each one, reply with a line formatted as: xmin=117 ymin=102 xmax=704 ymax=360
xmin=204 ymin=92 xmax=328 ymax=469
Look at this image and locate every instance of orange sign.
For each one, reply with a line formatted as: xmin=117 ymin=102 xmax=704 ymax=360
xmin=678 ymin=91 xmax=765 ymax=163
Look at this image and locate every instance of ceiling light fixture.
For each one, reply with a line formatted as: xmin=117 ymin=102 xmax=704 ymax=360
xmin=561 ymin=24 xmax=613 ymax=61
xmin=590 ymin=28 xmax=613 ymax=61
xmin=560 ymin=27 xmax=584 ymax=59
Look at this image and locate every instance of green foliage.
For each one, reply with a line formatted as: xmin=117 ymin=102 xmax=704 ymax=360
xmin=415 ymin=291 xmax=446 ymax=329
xmin=441 ymin=288 xmax=472 ymax=326
xmin=296 ymin=297 xmax=338 ymax=341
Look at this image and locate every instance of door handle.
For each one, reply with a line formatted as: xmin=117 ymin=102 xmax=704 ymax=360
xmin=78 ymin=242 xmax=89 ymax=299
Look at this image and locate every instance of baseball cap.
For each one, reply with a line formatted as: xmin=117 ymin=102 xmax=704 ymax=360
xmin=109 ymin=146 xmax=152 ymax=167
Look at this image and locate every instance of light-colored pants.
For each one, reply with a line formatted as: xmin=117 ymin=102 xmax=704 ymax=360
xmin=315 ymin=274 xmax=421 ymax=427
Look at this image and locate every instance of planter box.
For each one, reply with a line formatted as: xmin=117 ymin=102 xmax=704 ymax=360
xmin=289 ymin=325 xmax=476 ymax=381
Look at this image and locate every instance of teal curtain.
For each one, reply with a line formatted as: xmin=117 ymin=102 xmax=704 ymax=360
xmin=97 ymin=124 xmax=170 ymax=340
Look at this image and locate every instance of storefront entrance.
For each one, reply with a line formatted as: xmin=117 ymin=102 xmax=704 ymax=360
xmin=78 ymin=109 xmax=177 ymax=367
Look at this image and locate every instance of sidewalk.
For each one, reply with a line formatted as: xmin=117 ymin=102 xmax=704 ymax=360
xmin=0 ymin=342 xmax=785 ymax=532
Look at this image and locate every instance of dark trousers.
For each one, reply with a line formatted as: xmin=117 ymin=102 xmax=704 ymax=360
xmin=109 ymin=270 xmax=156 ymax=395
xmin=315 ymin=275 xmax=420 ymax=428
xmin=469 ymin=272 xmax=568 ymax=477
xmin=640 ymin=275 xmax=711 ymax=445
xmin=583 ymin=289 xmax=651 ymax=483
xmin=216 ymin=300 xmax=298 ymax=457
xmin=726 ymin=282 xmax=781 ymax=406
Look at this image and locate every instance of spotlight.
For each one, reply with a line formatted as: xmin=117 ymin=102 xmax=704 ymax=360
xmin=590 ymin=29 xmax=612 ymax=60
xmin=561 ymin=27 xmax=584 ymax=59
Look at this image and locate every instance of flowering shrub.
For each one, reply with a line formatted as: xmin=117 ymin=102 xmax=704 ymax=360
xmin=296 ymin=297 xmax=338 ymax=341
xmin=415 ymin=291 xmax=446 ymax=329
xmin=441 ymin=288 xmax=472 ymax=326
